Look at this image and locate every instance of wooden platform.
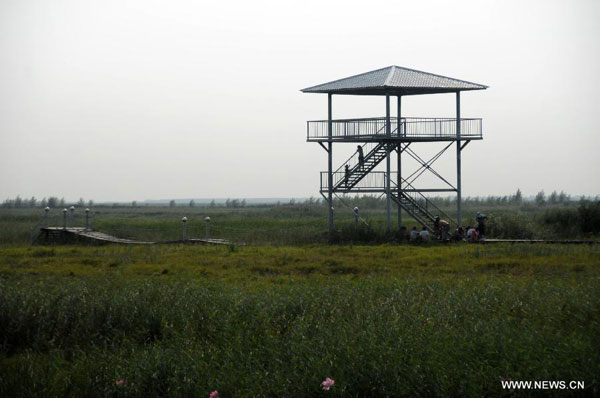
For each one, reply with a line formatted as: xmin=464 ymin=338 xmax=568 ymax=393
xmin=36 ymin=227 xmax=230 ymax=246
xmin=481 ymin=239 xmax=599 ymax=244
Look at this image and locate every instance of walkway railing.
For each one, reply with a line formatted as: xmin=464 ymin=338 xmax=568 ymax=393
xmin=307 ymin=117 xmax=482 ymax=141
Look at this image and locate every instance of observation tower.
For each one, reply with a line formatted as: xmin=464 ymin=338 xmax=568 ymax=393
xmin=301 ymin=66 xmax=487 ymax=234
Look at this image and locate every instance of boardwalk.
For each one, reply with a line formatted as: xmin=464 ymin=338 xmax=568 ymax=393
xmin=481 ymin=238 xmax=599 ymax=244
xmin=37 ymin=227 xmax=230 ymax=246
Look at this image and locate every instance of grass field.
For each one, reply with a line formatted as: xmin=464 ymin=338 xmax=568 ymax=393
xmin=2 ymin=199 xmax=598 ymax=246
xmin=1 ymin=203 xmax=599 ymax=397
xmin=1 ymin=242 xmax=599 ymax=397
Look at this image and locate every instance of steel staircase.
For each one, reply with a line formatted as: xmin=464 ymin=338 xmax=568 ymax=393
xmin=390 ymin=179 xmax=456 ymax=231
xmin=390 ymin=192 xmax=436 ymax=231
xmin=334 ymin=142 xmax=391 ymax=191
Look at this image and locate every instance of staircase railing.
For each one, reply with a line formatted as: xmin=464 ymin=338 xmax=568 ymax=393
xmin=332 ymin=143 xmax=389 ymax=189
xmin=389 ymin=177 xmax=457 ymax=227
xmin=333 ymin=142 xmax=379 ymax=174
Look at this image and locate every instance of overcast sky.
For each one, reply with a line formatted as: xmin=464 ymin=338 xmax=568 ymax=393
xmin=1 ymin=0 xmax=599 ymax=202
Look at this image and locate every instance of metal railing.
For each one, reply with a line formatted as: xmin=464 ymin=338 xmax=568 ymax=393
xmin=333 ymin=142 xmax=380 ymax=174
xmin=321 ymin=171 xmax=387 ymax=191
xmin=390 ymin=177 xmax=456 ymax=227
xmin=319 ymin=171 xmax=457 ymax=226
xmin=307 ymin=117 xmax=482 ymax=140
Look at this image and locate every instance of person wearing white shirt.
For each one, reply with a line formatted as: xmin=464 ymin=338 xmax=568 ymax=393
xmin=410 ymin=226 xmax=419 ymax=241
xmin=419 ymin=226 xmax=430 ymax=242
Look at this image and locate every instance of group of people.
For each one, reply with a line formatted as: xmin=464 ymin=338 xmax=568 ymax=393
xmin=403 ymin=212 xmax=487 ymax=243
xmin=344 ymin=145 xmax=365 ymax=187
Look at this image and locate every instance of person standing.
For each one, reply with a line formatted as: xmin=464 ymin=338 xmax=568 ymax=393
xmin=344 ymin=164 xmax=350 ymax=187
xmin=439 ymin=219 xmax=450 ymax=241
xmin=476 ymin=212 xmax=487 ymax=238
xmin=433 ymin=216 xmax=441 ymax=239
xmin=357 ymin=145 xmax=364 ymax=170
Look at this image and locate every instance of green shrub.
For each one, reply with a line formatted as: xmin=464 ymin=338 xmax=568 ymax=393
xmin=485 ymin=213 xmax=536 ymax=239
xmin=578 ymin=201 xmax=600 ymax=234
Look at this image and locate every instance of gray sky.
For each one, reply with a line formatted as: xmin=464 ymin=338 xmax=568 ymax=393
xmin=1 ymin=0 xmax=599 ymax=202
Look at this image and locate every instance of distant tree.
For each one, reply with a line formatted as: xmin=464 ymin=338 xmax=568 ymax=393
xmin=87 ymin=199 xmax=94 ymax=208
xmin=549 ymin=190 xmax=558 ymax=204
xmin=289 ymin=198 xmax=296 ymax=205
xmin=59 ymin=197 xmax=65 ymax=207
xmin=209 ymin=200 xmax=216 ymax=208
xmin=241 ymin=199 xmax=246 ymax=208
xmin=578 ymin=201 xmax=600 ymax=234
xmin=48 ymin=197 xmax=58 ymax=208
xmin=132 ymin=201 xmax=137 ymax=207
xmin=558 ymin=191 xmax=569 ymax=203
xmin=225 ymin=199 xmax=231 ymax=208
xmin=189 ymin=199 xmax=195 ymax=208
xmin=535 ymin=190 xmax=546 ymax=206
xmin=169 ymin=200 xmax=176 ymax=208
xmin=77 ymin=197 xmax=85 ymax=207
xmin=513 ymin=188 xmax=522 ymax=204
xmin=14 ymin=195 xmax=23 ymax=208
xmin=40 ymin=197 xmax=47 ymax=208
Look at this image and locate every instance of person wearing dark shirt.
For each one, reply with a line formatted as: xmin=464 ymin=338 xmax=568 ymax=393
xmin=357 ymin=145 xmax=364 ymax=170
xmin=344 ymin=164 xmax=350 ymax=187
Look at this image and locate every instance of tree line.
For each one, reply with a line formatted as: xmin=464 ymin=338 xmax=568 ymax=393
xmin=1 ymin=196 xmax=93 ymax=209
xmin=3 ymin=189 xmax=598 ymax=210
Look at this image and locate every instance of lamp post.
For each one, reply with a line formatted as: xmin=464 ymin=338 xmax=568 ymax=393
xmin=62 ymin=209 xmax=68 ymax=230
xmin=44 ymin=207 xmax=50 ymax=228
xmin=353 ymin=206 xmax=359 ymax=228
xmin=204 ymin=216 xmax=211 ymax=240
xmin=182 ymin=217 xmax=188 ymax=240
xmin=85 ymin=208 xmax=90 ymax=230
xmin=69 ymin=206 xmax=75 ymax=227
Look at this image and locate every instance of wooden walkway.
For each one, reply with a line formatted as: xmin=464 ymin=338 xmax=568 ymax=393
xmin=481 ymin=238 xmax=599 ymax=244
xmin=36 ymin=227 xmax=230 ymax=246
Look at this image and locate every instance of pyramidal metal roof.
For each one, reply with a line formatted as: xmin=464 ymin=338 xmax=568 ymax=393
xmin=301 ymin=66 xmax=488 ymax=96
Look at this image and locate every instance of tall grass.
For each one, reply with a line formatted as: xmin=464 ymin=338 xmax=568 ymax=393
xmin=2 ymin=201 xmax=599 ymax=246
xmin=1 ymin=275 xmax=598 ymax=397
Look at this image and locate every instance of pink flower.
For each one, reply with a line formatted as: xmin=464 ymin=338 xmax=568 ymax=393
xmin=321 ymin=377 xmax=335 ymax=391
xmin=115 ymin=379 xmax=127 ymax=387
xmin=209 ymin=390 xmax=219 ymax=398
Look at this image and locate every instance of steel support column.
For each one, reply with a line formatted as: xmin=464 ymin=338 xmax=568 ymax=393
xmin=328 ymin=93 xmax=334 ymax=234
xmin=397 ymin=95 xmax=402 ymax=229
xmin=456 ymin=91 xmax=462 ymax=226
xmin=385 ymin=94 xmax=391 ymax=231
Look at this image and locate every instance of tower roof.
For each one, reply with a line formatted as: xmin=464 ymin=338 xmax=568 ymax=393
xmin=301 ymin=65 xmax=488 ymax=96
